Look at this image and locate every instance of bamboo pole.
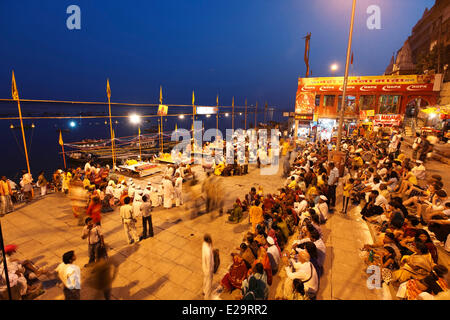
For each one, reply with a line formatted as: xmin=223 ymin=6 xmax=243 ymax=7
xmin=245 ymin=98 xmax=247 ymax=130
xmin=106 ymin=79 xmax=116 ymax=168
xmin=232 ymin=96 xmax=235 ymax=131
xmin=12 ymin=71 xmax=31 ymax=174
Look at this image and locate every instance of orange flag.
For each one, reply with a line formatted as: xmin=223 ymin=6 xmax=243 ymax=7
xmin=59 ymin=130 xmax=64 ymax=146
xmin=11 ymin=71 xmax=19 ymax=101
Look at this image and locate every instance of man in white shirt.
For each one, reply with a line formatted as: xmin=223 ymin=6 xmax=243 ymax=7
xmin=81 ymin=218 xmax=104 ymax=266
xmin=285 ymin=249 xmax=318 ymax=297
xmin=316 ymin=195 xmax=329 ymax=223
xmin=411 ymin=160 xmax=426 ymax=181
xmin=327 ymin=162 xmax=339 ymax=209
xmin=162 ymin=176 xmax=174 ymax=209
xmin=174 ymin=173 xmax=183 ymax=207
xmin=295 ymin=195 xmax=308 ymax=216
xmin=105 ymin=180 xmax=115 ymax=197
xmin=266 ymin=236 xmax=280 ymax=274
xmin=55 ymin=251 xmax=81 ymax=300
xmin=202 ymin=234 xmax=214 ymax=299
xmin=120 ymin=197 xmax=140 ymax=244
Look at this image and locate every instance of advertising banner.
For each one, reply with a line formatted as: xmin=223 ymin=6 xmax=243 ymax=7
xmin=295 ymin=92 xmax=315 ymax=115
xmin=297 ymin=75 xmax=436 ymax=94
xmin=373 ymin=114 xmax=403 ymax=126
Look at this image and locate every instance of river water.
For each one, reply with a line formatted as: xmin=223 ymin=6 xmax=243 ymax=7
xmin=1 ymin=102 xmax=282 ymax=182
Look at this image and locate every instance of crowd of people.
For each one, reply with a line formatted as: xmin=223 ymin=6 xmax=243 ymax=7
xmin=2 ymin=124 xmax=450 ymax=300
xmin=202 ymin=126 xmax=449 ymax=301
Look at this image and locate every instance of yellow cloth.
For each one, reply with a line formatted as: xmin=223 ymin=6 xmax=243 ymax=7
xmin=408 ymin=173 xmax=418 ymax=186
xmin=288 ymin=180 xmax=297 ymax=190
xmin=306 ymin=186 xmax=318 ymax=198
xmin=214 ymin=162 xmax=225 ymax=176
xmin=343 ymin=183 xmax=352 ymax=197
xmin=249 ymin=205 xmax=263 ymax=225
xmin=83 ymin=178 xmax=91 ymax=189
xmin=353 ymin=156 xmax=363 ymax=167
xmin=0 ymin=181 xmax=11 ymax=195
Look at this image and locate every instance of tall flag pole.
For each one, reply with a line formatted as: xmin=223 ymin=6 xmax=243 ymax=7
xmin=232 ymin=96 xmax=235 ymax=131
xmin=254 ymin=101 xmax=258 ymax=130
xmin=138 ymin=127 xmax=142 ymax=160
xmin=59 ymin=130 xmax=67 ymax=169
xmin=304 ymin=33 xmax=311 ymax=77
xmin=12 ymin=71 xmax=31 ymax=174
xmin=216 ymin=94 xmax=219 ymax=138
xmin=160 ymin=86 xmax=164 ymax=153
xmin=192 ymin=90 xmax=195 ymax=149
xmin=106 ymin=79 xmax=115 ymax=168
xmin=245 ymin=98 xmax=247 ymax=130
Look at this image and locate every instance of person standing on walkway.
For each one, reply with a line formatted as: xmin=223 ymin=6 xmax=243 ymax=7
xmin=55 ymin=251 xmax=81 ymax=300
xmin=81 ymin=217 xmax=104 ymax=267
xmin=202 ymin=233 xmax=214 ymax=299
xmin=249 ymin=199 xmax=264 ymax=234
xmin=0 ymin=176 xmax=14 ymax=215
xmin=21 ymin=170 xmax=33 ymax=202
xmin=37 ymin=171 xmax=48 ymax=197
xmin=140 ymin=195 xmax=154 ymax=239
xmin=174 ymin=172 xmax=183 ymax=207
xmin=119 ymin=197 xmax=140 ymax=244
xmin=327 ymin=162 xmax=339 ymax=211
xmin=162 ymin=176 xmax=174 ymax=209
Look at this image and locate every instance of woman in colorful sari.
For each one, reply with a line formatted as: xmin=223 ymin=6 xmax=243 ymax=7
xmin=391 ymin=241 xmax=434 ymax=284
xmin=220 ymin=253 xmax=248 ymax=293
xmin=248 ymin=246 xmax=273 ymax=286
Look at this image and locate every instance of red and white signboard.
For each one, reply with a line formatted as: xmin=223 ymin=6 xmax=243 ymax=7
xmin=373 ymin=114 xmax=403 ymax=126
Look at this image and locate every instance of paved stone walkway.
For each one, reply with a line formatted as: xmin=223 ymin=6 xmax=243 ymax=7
xmin=0 ymin=158 xmax=391 ymax=300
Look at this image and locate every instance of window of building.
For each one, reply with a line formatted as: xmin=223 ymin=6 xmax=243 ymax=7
xmin=338 ymin=95 xmax=356 ymax=113
xmin=315 ymin=95 xmax=321 ymax=107
xmin=323 ymin=95 xmax=335 ymax=107
xmin=378 ymin=95 xmax=401 ymax=114
xmin=359 ymin=95 xmax=377 ymax=110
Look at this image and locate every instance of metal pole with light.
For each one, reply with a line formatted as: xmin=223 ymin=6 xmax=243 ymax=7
xmin=336 ymin=0 xmax=357 ymax=151
xmin=331 ymin=63 xmax=339 ymax=76
xmin=130 ymin=114 xmax=142 ymax=159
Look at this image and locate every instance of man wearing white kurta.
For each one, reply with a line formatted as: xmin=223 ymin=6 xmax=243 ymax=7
xmin=162 ymin=177 xmax=174 ymax=209
xmin=174 ymin=173 xmax=183 ymax=207
xmin=202 ymin=234 xmax=214 ymax=299
xmin=133 ymin=188 xmax=144 ymax=219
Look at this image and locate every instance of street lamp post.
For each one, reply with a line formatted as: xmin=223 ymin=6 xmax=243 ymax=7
xmin=330 ymin=63 xmax=338 ymax=76
xmin=129 ymin=114 xmax=142 ymax=159
xmin=336 ymin=0 xmax=357 ymax=151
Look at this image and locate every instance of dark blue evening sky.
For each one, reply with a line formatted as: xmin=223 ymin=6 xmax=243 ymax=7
xmin=0 ymin=0 xmax=434 ymax=111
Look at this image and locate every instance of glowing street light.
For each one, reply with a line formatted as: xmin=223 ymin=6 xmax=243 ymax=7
xmin=69 ymin=121 xmax=76 ymax=128
xmin=225 ymin=113 xmax=229 ymax=117
xmin=179 ymin=115 xmax=185 ymax=119
xmin=129 ymin=113 xmax=141 ymax=124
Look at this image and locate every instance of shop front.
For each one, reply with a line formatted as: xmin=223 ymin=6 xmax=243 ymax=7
xmin=295 ymin=74 xmax=440 ymax=131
